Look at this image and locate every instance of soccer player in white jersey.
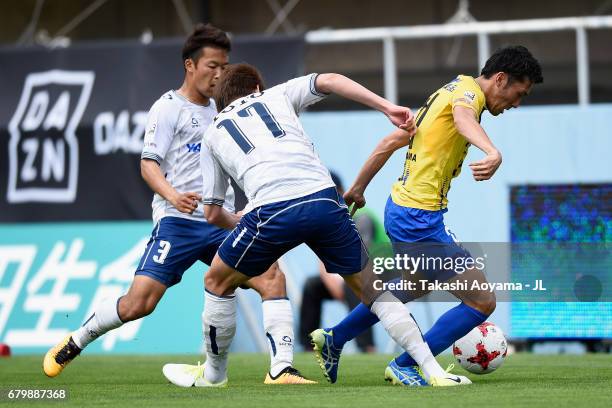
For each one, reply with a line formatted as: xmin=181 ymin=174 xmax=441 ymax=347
xmin=162 ymin=63 xmax=471 ymax=387
xmin=43 ymin=24 xmax=311 ymax=385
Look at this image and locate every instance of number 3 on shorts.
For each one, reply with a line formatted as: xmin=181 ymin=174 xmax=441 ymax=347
xmin=153 ymin=240 xmax=172 ymax=264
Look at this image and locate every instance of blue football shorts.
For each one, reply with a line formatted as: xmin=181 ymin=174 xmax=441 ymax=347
xmin=218 ymin=187 xmax=369 ymax=277
xmin=384 ymin=195 xmax=471 ymax=282
xmin=135 ymin=216 xmax=229 ymax=287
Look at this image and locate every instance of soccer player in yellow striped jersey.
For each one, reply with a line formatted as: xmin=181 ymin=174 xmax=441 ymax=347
xmin=316 ymin=46 xmax=543 ymax=386
xmin=393 ymin=74 xmax=487 ymax=210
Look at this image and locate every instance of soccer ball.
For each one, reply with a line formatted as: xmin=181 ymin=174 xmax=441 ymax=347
xmin=452 ymin=322 xmax=508 ymax=374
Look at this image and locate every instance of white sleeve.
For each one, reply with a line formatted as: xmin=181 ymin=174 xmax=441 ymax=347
xmin=200 ymin=141 xmax=229 ymax=206
xmin=284 ymin=73 xmax=328 ymax=114
xmin=222 ymin=184 xmax=236 ymax=213
xmin=141 ymin=99 xmax=179 ymax=163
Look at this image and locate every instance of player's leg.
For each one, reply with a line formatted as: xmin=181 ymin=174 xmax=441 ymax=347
xmin=208 ymin=205 xmax=315 ymax=384
xmin=202 ymin=225 xmax=294 ymax=379
xmin=311 ymin=199 xmax=442 ymax=370
xmin=324 ymin=299 xmax=484 ymax=376
xmin=161 ymin=253 xmax=246 ymax=388
xmin=44 ymin=274 xmax=168 ymax=377
xmin=75 ymin=275 xmax=167 ymax=347
xmin=161 ymin=222 xmax=309 ymax=386
xmin=343 ymin=284 xmax=375 ymax=352
xmin=345 ymin=272 xmax=465 ymax=385
xmin=43 ymin=217 xmax=196 ymax=377
xmin=391 ymin=226 xmax=495 ymax=370
xmin=313 ymin=277 xmax=432 ymax=384
xmin=311 ymin=196 xmax=413 ymax=354
xmin=315 ymin=271 xmax=469 ymax=386
xmin=204 ymin=224 xmax=304 ymax=381
xmin=243 ymin=263 xmax=304 ymax=382
xmin=392 ymin=267 xmax=494 ymax=368
xmin=308 ymin=190 xmax=469 ymax=386
xmin=199 ymin=254 xmax=248 ymax=385
xmin=164 ymin=204 xmax=312 ymax=387
xmin=200 ymin=234 xmax=316 ymax=385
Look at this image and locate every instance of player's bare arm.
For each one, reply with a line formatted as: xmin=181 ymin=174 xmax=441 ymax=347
xmin=140 ymin=158 xmax=201 ymax=213
xmin=452 ymin=105 xmax=502 ymax=181
xmin=314 ymin=73 xmax=414 ymax=129
xmin=204 ymin=203 xmax=240 ymax=230
xmin=344 ymin=128 xmax=414 ymax=215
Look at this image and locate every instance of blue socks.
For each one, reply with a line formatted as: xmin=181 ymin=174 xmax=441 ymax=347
xmin=394 ymin=302 xmax=488 ymax=367
xmin=328 ymin=303 xmax=379 ymax=346
xmin=329 ymin=301 xmax=489 ymax=368
xmin=329 ymin=277 xmax=414 ymax=346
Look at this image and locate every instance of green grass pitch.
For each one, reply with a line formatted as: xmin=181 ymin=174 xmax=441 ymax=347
xmin=1 ymin=353 xmax=611 ymax=407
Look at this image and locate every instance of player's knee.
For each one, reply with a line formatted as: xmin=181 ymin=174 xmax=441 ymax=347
xmin=119 ymin=295 xmax=158 ymax=322
xmin=270 ymin=270 xmax=286 ymax=294
xmin=468 ymin=292 xmax=496 ymax=316
xmin=256 ymin=267 xmax=287 ymax=299
xmin=205 ymin=272 xmax=232 ymax=296
xmin=204 ymin=273 xmax=219 ymax=293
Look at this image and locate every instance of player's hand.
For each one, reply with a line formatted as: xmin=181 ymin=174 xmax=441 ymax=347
xmin=469 ymin=150 xmax=502 ymax=181
xmin=403 ymin=116 xmax=417 ymax=137
xmin=385 ymin=105 xmax=415 ymax=130
xmin=171 ymin=191 xmax=202 ymax=214
xmin=344 ymin=187 xmax=366 ymax=216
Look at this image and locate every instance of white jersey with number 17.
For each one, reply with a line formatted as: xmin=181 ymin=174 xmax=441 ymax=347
xmin=201 ymin=74 xmax=335 ymax=213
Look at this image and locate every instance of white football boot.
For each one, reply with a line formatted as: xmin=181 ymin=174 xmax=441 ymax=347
xmin=429 ymin=364 xmax=472 ymax=386
xmin=162 ymin=362 xmax=227 ymax=388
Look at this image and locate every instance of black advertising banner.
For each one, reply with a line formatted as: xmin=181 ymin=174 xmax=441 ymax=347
xmin=0 ymin=36 xmax=304 ymax=222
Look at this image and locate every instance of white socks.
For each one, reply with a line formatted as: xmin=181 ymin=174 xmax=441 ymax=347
xmin=72 ymin=296 xmax=124 ymax=349
xmin=370 ymin=292 xmax=447 ymax=380
xmin=202 ymin=294 xmax=294 ymax=380
xmin=262 ymin=299 xmax=293 ymax=377
xmin=203 ymin=291 xmax=236 ymax=384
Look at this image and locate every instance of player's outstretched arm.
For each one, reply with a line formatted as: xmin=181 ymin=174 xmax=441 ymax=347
xmin=141 ymin=159 xmax=201 ymax=213
xmin=344 ymin=128 xmax=414 ymax=215
xmin=453 ymin=106 xmax=502 ymax=181
xmin=315 ymin=73 xmax=413 ymax=129
xmin=204 ymin=204 xmax=240 ymax=230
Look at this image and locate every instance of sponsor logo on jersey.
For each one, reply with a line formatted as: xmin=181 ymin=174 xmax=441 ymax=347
xmin=146 ymin=123 xmax=156 ymax=135
xmin=186 ymin=143 xmax=201 ymax=153
xmin=463 ymin=91 xmax=476 ymax=102
xmin=8 ymin=70 xmax=94 ymax=203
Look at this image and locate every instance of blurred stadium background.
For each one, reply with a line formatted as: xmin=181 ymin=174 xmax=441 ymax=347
xmin=0 ymin=0 xmax=610 ymax=357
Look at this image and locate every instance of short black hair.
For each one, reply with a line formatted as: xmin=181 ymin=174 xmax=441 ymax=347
xmin=181 ymin=23 xmax=231 ymax=65
xmin=214 ymin=63 xmax=266 ymax=111
xmin=481 ymin=45 xmax=543 ymax=84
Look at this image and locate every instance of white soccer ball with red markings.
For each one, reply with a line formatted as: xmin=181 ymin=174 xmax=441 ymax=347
xmin=452 ymin=322 xmax=508 ymax=374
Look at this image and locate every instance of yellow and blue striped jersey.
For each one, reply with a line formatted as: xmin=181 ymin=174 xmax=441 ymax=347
xmin=391 ymin=75 xmax=486 ymax=211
